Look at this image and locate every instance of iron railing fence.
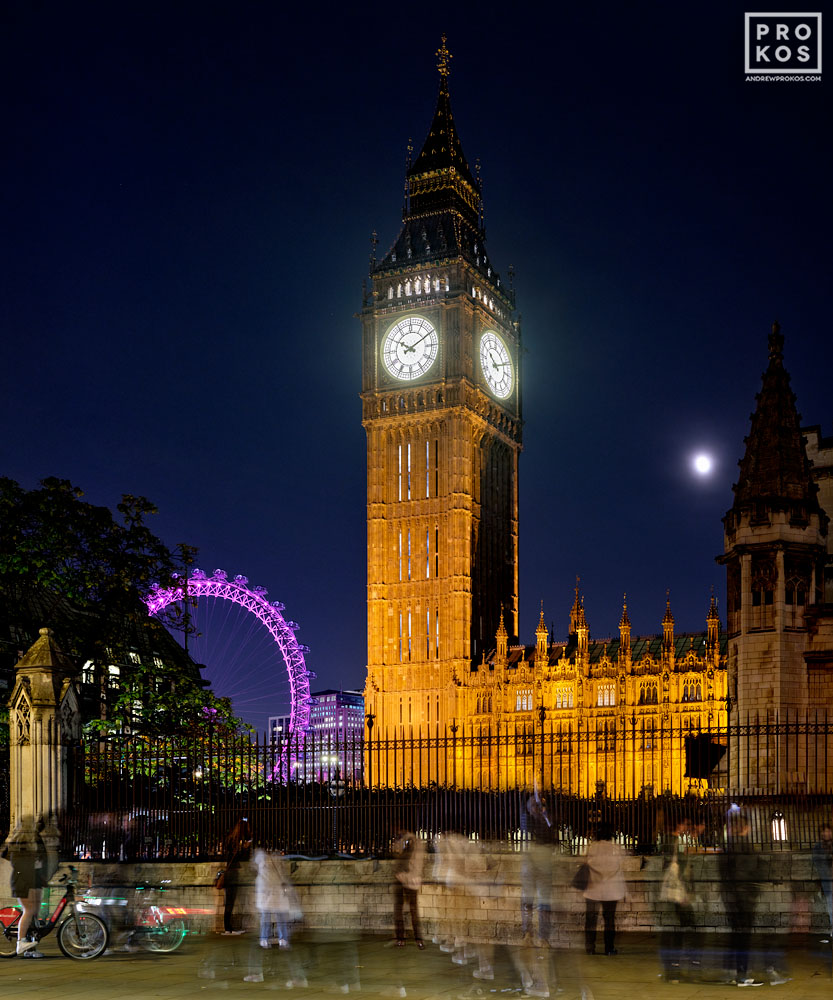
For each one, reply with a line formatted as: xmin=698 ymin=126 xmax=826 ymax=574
xmin=62 ymin=715 xmax=833 ymax=860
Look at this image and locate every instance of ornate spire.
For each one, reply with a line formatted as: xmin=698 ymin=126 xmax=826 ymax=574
xmin=706 ymin=591 xmax=720 ymax=654
xmin=496 ymin=608 xmax=508 ymax=665
xmin=707 ymin=591 xmax=720 ymax=624
xmin=662 ymin=591 xmax=675 ymax=653
xmin=436 ymin=33 xmax=452 ymax=82
xmin=405 ymin=37 xmax=479 ymax=219
xmin=732 ymin=321 xmax=820 ymax=513
xmin=575 ymin=597 xmax=589 ymax=657
xmin=619 ymin=594 xmax=631 ymax=663
xmin=569 ymin=576 xmax=582 ymax=635
xmin=619 ymin=593 xmax=631 ymax=630
xmin=536 ymin=601 xmax=548 ymax=659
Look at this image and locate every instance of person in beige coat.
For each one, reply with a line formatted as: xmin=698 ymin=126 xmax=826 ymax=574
xmin=583 ymin=823 xmax=625 ymax=955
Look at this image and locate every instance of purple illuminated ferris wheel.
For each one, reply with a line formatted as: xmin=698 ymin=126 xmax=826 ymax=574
xmin=144 ymin=568 xmax=312 ymax=735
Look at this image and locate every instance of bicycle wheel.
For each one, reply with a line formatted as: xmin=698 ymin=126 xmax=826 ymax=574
xmin=57 ymin=913 xmax=108 ymax=960
xmin=0 ymin=919 xmax=18 ymax=958
xmin=139 ymin=917 xmax=187 ymax=953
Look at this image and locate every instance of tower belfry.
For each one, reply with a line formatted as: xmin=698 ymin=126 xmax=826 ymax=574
xmin=361 ymin=40 xmax=521 ymax=754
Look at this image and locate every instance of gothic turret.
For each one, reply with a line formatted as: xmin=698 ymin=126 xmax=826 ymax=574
xmin=706 ymin=593 xmax=720 ymax=661
xmin=535 ymin=602 xmax=548 ymax=661
xmin=496 ymin=610 xmax=508 ymax=666
xmin=619 ymin=595 xmax=631 ymax=664
xmin=576 ymin=600 xmax=589 ymax=659
xmin=719 ymin=322 xmax=828 ymax=719
xmin=662 ymin=594 xmax=675 ymax=654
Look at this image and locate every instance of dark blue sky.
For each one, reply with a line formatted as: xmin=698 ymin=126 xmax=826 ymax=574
xmin=2 ymin=2 xmax=831 ymax=730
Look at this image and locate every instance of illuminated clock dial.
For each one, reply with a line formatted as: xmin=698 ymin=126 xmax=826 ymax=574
xmin=480 ymin=331 xmax=514 ymax=398
xmin=382 ymin=316 xmax=439 ymax=381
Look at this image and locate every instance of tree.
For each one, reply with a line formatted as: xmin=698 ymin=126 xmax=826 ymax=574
xmin=0 ymin=476 xmax=243 ymax=736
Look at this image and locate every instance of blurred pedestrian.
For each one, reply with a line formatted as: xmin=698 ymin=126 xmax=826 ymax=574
xmin=221 ymin=816 xmax=252 ymax=934
xmin=813 ymin=823 xmax=833 ymax=944
xmin=244 ymin=849 xmax=305 ymax=985
xmin=658 ymin=818 xmax=698 ymax=981
xmin=1 ymin=814 xmax=47 ymax=956
xmin=392 ymin=830 xmax=424 ymax=947
xmin=522 ymin=790 xmax=553 ymax=945
xmin=719 ymin=812 xmax=763 ymax=986
xmin=583 ymin=823 xmax=625 ymax=956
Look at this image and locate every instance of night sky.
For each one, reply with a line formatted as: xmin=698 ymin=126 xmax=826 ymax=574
xmin=2 ymin=2 xmax=831 ymax=732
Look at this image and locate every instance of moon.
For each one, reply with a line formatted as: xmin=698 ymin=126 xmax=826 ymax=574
xmin=693 ymin=453 xmax=713 ymax=475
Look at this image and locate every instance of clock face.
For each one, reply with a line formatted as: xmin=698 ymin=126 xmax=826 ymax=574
xmin=381 ymin=316 xmax=439 ymax=381
xmin=480 ymin=331 xmax=514 ymax=399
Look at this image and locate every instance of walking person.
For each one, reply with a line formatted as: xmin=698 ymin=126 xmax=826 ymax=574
xmin=244 ymin=848 xmax=305 ymax=985
xmin=813 ymin=823 xmax=833 ymax=944
xmin=720 ymin=812 xmax=764 ymax=987
xmin=522 ymin=790 xmax=554 ymax=945
xmin=658 ymin=818 xmax=697 ymax=980
xmin=1 ymin=814 xmax=48 ymax=957
xmin=392 ymin=829 xmax=425 ymax=947
xmin=221 ymin=816 xmax=252 ymax=934
xmin=583 ymin=823 xmax=625 ymax=956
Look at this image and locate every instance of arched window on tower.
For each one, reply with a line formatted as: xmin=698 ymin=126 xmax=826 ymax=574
xmin=405 ymin=279 xmax=412 ymax=296
xmin=388 ymin=286 xmax=393 ymax=300
xmin=751 ymin=557 xmax=775 ymax=629
xmin=786 ymin=566 xmax=809 ymax=628
xmin=415 ymin=277 xmax=422 ymax=294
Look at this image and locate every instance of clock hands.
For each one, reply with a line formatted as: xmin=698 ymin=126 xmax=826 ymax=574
xmin=403 ymin=328 xmax=434 ymax=354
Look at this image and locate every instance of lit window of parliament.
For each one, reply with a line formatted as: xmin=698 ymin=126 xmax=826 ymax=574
xmin=360 ymin=40 xmax=833 ymax=796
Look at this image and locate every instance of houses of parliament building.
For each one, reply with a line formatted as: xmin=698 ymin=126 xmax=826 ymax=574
xmin=360 ymin=41 xmax=833 ymax=794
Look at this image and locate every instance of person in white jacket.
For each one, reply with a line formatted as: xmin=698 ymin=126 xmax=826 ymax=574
xmin=583 ymin=824 xmax=625 ymax=956
xmin=244 ymin=849 xmax=305 ymax=985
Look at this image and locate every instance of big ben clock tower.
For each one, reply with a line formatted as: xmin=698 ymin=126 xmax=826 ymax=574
xmin=362 ymin=39 xmax=522 ymax=758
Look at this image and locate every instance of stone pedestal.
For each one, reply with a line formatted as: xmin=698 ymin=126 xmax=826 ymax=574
xmin=7 ymin=628 xmax=80 ymax=831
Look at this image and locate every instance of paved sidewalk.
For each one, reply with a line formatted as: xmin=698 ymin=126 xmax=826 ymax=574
xmin=2 ymin=932 xmax=831 ymax=1000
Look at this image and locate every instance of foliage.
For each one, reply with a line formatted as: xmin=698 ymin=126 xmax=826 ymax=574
xmin=0 ymin=476 xmax=245 ymax=737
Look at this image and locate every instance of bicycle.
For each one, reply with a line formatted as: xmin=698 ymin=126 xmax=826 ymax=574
xmin=82 ymin=879 xmax=190 ymax=953
xmin=0 ymin=866 xmax=109 ymax=960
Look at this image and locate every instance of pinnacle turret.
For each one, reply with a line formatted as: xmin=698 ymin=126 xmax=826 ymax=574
xmin=732 ymin=322 xmax=821 ymax=515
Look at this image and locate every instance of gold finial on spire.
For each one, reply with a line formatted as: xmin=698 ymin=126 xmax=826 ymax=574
xmin=663 ymin=589 xmax=674 ymax=624
xmin=436 ymin=34 xmax=452 ymax=78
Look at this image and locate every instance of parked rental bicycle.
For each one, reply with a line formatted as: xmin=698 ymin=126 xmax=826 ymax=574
xmin=0 ymin=866 xmax=108 ymax=960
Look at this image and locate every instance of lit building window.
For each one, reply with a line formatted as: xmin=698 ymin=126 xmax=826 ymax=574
xmin=515 ymin=688 xmax=532 ymax=711
xmin=597 ymin=683 xmax=615 ymax=707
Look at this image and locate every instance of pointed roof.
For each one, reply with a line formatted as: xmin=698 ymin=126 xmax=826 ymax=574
xmin=733 ymin=322 xmax=820 ymax=511
xmin=408 ymin=38 xmax=477 ymax=189
xmin=376 ymin=37 xmax=503 ymax=287
xmin=16 ymin=627 xmax=75 ymax=674
xmin=707 ymin=593 xmax=720 ymax=624
xmin=619 ymin=595 xmax=631 ymax=630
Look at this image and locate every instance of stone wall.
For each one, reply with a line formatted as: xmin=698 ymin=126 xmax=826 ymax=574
xmin=1 ymin=852 xmax=828 ymax=942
